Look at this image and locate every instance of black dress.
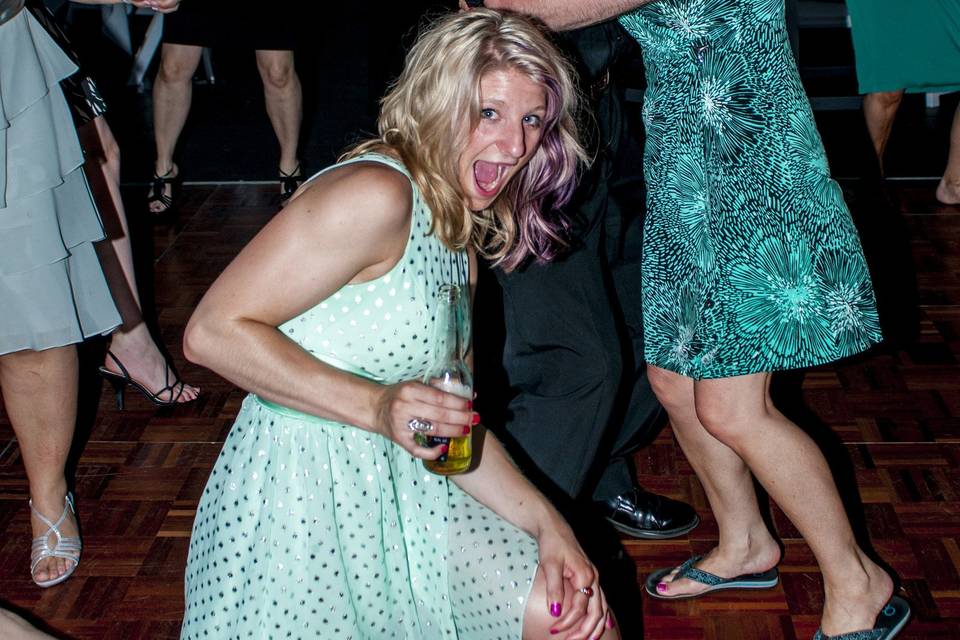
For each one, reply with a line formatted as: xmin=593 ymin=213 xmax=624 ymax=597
xmin=163 ymin=1 xmax=299 ymax=51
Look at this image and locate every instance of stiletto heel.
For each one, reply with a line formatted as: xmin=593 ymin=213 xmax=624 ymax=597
xmin=105 ymin=374 xmax=126 ymax=410
xmin=98 ymin=350 xmax=193 ymax=408
xmin=30 ymin=493 xmax=81 ymax=588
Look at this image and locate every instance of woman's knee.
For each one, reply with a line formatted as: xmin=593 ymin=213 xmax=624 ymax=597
xmin=867 ymin=90 xmax=904 ymax=110
xmin=646 ymin=365 xmax=691 ymax=414
xmin=158 ymin=46 xmax=202 ymax=84
xmin=692 ymin=389 xmax=762 ymax=448
xmin=522 ymin=568 xmax=618 ymax=640
xmin=258 ymin=57 xmax=295 ymax=91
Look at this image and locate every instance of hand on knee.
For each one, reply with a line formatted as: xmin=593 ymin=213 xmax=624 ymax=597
xmin=523 ymin=566 xmax=615 ymax=640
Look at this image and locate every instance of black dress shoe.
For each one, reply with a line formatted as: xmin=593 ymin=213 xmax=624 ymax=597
xmin=596 ymin=487 xmax=699 ymax=539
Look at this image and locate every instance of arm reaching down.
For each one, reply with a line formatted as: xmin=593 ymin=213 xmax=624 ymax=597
xmin=461 ymin=0 xmax=658 ymax=31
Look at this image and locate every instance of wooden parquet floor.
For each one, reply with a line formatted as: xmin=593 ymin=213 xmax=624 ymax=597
xmin=0 ymin=181 xmax=958 ymax=639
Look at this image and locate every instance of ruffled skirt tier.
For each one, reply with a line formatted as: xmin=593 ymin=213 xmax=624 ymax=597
xmin=0 ymin=9 xmax=119 ymax=355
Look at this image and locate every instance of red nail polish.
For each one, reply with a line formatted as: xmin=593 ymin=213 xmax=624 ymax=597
xmin=467 ymin=400 xmax=473 ymax=410
xmin=550 ymin=630 xmax=558 ymax=636
xmin=549 ymin=601 xmax=561 ymax=617
xmin=463 ymin=425 xmax=471 ymax=435
xmin=440 ymin=444 xmax=449 ymax=454
xmin=607 ymin=615 xmax=615 ymax=629
xmin=471 ymin=412 xmax=480 ymax=425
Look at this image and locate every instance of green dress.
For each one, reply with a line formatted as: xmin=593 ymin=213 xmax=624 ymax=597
xmin=619 ymin=0 xmax=882 ymax=379
xmin=180 ymin=154 xmax=539 ymax=639
xmin=846 ymin=0 xmax=960 ymax=94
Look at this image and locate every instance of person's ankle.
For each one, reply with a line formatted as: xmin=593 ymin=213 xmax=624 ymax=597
xmin=108 ymin=324 xmax=155 ymax=356
xmin=155 ymin=160 xmax=177 ymax=177
xmin=29 ymin=481 xmax=70 ymax=513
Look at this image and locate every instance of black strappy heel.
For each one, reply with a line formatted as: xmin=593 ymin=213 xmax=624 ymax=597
xmin=98 ymin=350 xmax=192 ymax=409
xmin=147 ymin=164 xmax=181 ymax=215
xmin=279 ymin=162 xmax=304 ymax=200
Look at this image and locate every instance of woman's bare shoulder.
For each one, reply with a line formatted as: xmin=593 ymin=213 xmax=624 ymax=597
xmin=291 ymin=160 xmax=414 ymax=231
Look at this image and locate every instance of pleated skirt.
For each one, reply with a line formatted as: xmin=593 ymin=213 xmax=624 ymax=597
xmin=0 ymin=9 xmax=119 ymax=355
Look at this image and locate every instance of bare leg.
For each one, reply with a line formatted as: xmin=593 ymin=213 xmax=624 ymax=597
xmin=0 ymin=346 xmax=80 ymax=584
xmin=149 ymin=43 xmax=203 ymax=212
xmin=0 ymin=609 xmax=54 ymax=640
xmin=78 ymin=118 xmax=198 ymax=403
xmin=522 ymin=567 xmax=619 ymax=640
xmin=936 ymin=103 xmax=960 ymax=204
xmin=692 ymin=372 xmax=892 ymax=635
xmin=645 ymin=366 xmax=780 ymax=596
xmin=863 ymin=90 xmax=904 ymax=175
xmin=255 ymin=49 xmax=302 ymax=179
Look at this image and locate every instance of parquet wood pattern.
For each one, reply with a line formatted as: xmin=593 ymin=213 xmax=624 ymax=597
xmin=0 ymin=181 xmax=957 ymax=638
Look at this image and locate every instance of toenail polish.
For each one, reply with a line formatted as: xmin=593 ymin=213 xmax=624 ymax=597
xmin=657 ymin=582 xmax=667 ymax=593
xmin=550 ymin=602 xmax=561 ymax=617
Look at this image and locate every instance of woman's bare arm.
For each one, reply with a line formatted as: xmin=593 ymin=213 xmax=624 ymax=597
xmin=183 ymin=163 xmax=471 ymax=439
xmin=465 ymin=0 xmax=658 ymax=31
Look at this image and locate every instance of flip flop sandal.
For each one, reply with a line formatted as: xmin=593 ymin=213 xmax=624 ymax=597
xmin=645 ymin=554 xmax=779 ymax=600
xmin=812 ymin=596 xmax=911 ymax=640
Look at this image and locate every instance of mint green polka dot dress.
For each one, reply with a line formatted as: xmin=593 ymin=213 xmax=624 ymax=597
xmin=180 ymin=154 xmax=539 ymax=639
xmin=619 ymin=0 xmax=882 ymax=379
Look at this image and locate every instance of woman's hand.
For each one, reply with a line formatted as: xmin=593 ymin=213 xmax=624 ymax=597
xmin=373 ymin=381 xmax=475 ymax=459
xmin=537 ymin=525 xmax=611 ymax=639
xmin=128 ymin=0 xmax=181 ymax=14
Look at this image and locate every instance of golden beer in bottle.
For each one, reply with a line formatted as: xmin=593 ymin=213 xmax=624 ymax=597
xmin=418 ymin=284 xmax=473 ymax=475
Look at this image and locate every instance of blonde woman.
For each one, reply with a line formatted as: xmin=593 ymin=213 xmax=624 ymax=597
xmin=180 ymin=10 xmax=618 ymax=640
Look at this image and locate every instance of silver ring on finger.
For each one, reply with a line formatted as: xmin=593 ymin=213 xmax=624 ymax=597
xmin=578 ymin=586 xmax=594 ymax=598
xmin=406 ymin=417 xmax=434 ymax=433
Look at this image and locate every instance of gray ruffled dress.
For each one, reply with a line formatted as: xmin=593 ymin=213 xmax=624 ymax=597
xmin=0 ymin=2 xmax=119 ymax=355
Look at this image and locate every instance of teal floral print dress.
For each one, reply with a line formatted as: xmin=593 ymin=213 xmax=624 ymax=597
xmin=619 ymin=0 xmax=882 ymax=379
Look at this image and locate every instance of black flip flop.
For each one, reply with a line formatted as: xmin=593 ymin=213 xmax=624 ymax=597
xmin=645 ymin=554 xmax=779 ymax=600
xmin=812 ymin=596 xmax=911 ymax=640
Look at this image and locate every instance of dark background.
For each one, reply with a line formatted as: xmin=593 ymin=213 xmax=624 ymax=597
xmin=58 ymin=1 xmax=958 ymax=186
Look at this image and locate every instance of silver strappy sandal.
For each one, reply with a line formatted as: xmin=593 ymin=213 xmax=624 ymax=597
xmin=30 ymin=493 xmax=81 ymax=588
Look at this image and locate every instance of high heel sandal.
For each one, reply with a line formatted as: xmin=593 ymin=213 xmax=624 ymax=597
xmin=98 ymin=350 xmax=190 ymax=409
xmin=30 ymin=493 xmax=81 ymax=588
xmin=279 ymin=162 xmax=304 ymax=200
xmin=147 ymin=164 xmax=181 ymax=215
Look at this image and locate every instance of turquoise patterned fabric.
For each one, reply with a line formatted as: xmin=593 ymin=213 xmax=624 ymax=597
xmin=619 ymin=0 xmax=882 ymax=379
xmin=180 ymin=154 xmax=539 ymax=639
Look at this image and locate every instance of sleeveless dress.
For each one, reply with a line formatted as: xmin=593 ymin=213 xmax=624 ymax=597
xmin=619 ymin=0 xmax=882 ymax=379
xmin=180 ymin=154 xmax=539 ymax=640
xmin=0 ymin=5 xmax=119 ymax=355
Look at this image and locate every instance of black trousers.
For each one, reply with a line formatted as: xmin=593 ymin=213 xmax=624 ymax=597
xmin=483 ymin=178 xmax=662 ymax=504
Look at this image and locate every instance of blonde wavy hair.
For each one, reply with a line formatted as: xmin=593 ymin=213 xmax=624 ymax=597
xmin=343 ymin=9 xmax=588 ymax=271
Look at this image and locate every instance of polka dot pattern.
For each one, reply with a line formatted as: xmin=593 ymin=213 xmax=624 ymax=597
xmin=181 ymin=154 xmax=539 ymax=639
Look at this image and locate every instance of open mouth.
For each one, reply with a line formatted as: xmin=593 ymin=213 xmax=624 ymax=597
xmin=473 ymin=160 xmax=508 ymax=197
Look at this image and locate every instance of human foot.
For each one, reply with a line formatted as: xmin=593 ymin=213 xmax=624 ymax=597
xmin=279 ymin=159 xmax=303 ymax=200
xmin=147 ymin=163 xmax=179 ymax=214
xmin=936 ymin=177 xmax=960 ymax=205
xmin=101 ymin=340 xmax=199 ymax=406
xmin=650 ymin=540 xmax=781 ymax=598
xmin=819 ymin=559 xmax=895 ymax=637
xmin=29 ymin=492 xmax=80 ymax=587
